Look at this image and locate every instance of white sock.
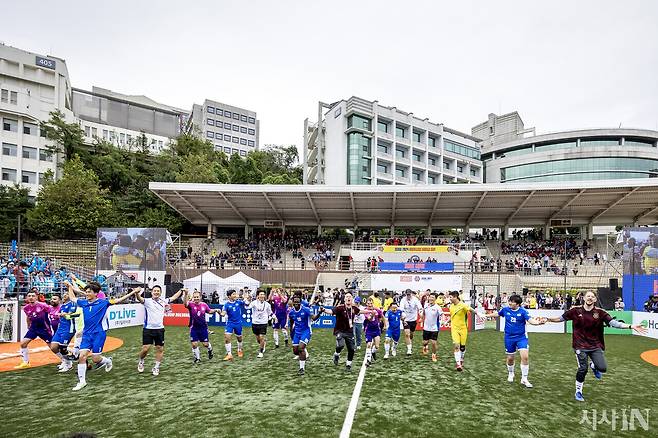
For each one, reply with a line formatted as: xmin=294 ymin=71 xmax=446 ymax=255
xmin=207 ymin=343 xmax=212 ymax=351
xmin=77 ymin=364 xmax=87 ymax=383
xmin=521 ymin=364 xmax=529 ymax=379
xmin=299 ymin=360 xmax=305 ymax=369
xmin=154 ymin=361 xmax=160 ymax=369
xmin=237 ymin=342 xmax=243 ymax=352
xmin=283 ymin=331 xmax=289 ymax=340
xmin=193 ymin=347 xmax=200 ymax=360
xmin=21 ymin=347 xmax=29 ymax=363
xmin=346 ymin=360 xmax=352 ymax=366
xmin=139 ymin=358 xmax=145 ymax=365
xmin=273 ymin=331 xmax=279 ymax=344
xmin=454 ymin=352 xmax=461 ymax=364
xmin=576 ymin=381 xmax=584 ymax=393
xmin=74 ymin=336 xmax=81 ymax=348
xmin=461 ymin=350 xmax=466 ymax=361
xmin=407 ymin=344 xmax=412 ymax=353
xmin=366 ymin=347 xmax=372 ymax=361
xmin=385 ymin=343 xmax=390 ymax=354
xmin=225 ymin=343 xmax=232 ymax=354
xmin=507 ymin=364 xmax=515 ymax=373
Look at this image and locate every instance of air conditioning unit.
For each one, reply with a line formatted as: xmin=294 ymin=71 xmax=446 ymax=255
xmin=550 ymin=219 xmax=572 ymax=227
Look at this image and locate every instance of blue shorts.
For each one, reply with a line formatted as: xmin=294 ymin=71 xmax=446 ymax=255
xmin=292 ymin=330 xmax=311 ymax=346
xmin=386 ymin=328 xmax=401 ymax=343
xmin=505 ymin=335 xmax=529 ymax=354
xmin=365 ymin=329 xmax=381 ymax=343
xmin=272 ymin=313 xmax=288 ymax=329
xmin=51 ymin=329 xmax=74 ymax=345
xmin=24 ymin=327 xmax=53 ymax=343
xmin=80 ymin=331 xmax=107 ymax=354
xmin=225 ymin=322 xmax=242 ymax=336
xmin=190 ymin=326 xmax=209 ymax=342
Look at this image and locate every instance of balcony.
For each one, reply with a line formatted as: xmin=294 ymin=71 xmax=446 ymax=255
xmin=377 ymin=130 xmax=394 ymax=142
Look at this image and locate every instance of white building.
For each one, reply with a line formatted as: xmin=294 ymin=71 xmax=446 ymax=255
xmin=187 ymin=99 xmax=259 ymax=157
xmin=303 ymin=97 xmax=483 ymax=186
xmin=0 ymin=43 xmax=74 ymax=197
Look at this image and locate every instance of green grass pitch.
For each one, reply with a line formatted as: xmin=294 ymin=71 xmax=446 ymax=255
xmin=1 ymin=326 xmax=656 ymax=438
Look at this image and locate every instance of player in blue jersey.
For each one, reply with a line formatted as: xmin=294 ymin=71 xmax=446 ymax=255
xmin=487 ymin=294 xmax=546 ymax=388
xmin=221 ymin=290 xmax=246 ymax=361
xmin=289 ymin=293 xmax=321 ymax=375
xmin=49 ymin=292 xmax=78 ymax=373
xmin=383 ymin=302 xmax=405 ymax=359
xmin=66 ymin=278 xmax=136 ymax=391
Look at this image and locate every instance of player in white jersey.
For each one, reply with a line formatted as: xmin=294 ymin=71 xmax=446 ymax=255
xmin=421 ymin=292 xmax=444 ymax=363
xmin=399 ymin=289 xmax=423 ymax=356
xmin=247 ymin=290 xmax=276 ymax=358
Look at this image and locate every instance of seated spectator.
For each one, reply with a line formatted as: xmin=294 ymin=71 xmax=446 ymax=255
xmin=614 ymin=297 xmax=625 ymax=311
xmin=644 ymin=293 xmax=658 ymax=313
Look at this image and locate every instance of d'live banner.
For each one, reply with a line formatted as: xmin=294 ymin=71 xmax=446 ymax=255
xmin=106 ymin=304 xmax=145 ymax=329
xmin=383 ymin=245 xmax=449 ymax=253
xmin=378 ymin=262 xmax=454 ymax=272
xmin=370 ymin=274 xmax=462 ymax=291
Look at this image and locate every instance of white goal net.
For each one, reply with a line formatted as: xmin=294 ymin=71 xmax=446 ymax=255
xmin=0 ymin=300 xmax=18 ymax=343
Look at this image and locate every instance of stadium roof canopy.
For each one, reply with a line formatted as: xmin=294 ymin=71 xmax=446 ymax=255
xmin=149 ymin=179 xmax=658 ymax=228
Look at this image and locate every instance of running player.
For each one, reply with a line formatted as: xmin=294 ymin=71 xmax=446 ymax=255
xmin=49 ymin=292 xmax=78 ymax=372
xmin=363 ymin=297 xmax=384 ymax=367
xmin=422 ymin=292 xmax=443 ymax=363
xmin=269 ymin=289 xmax=289 ymax=348
xmin=184 ymin=290 xmax=220 ymax=364
xmin=383 ymin=301 xmax=404 ymax=359
xmin=321 ymin=291 xmax=360 ymax=372
xmin=247 ymin=290 xmax=275 ymax=358
xmin=544 ymin=290 xmax=647 ymax=401
xmin=221 ymin=289 xmax=246 ymax=360
xmin=14 ymin=290 xmax=53 ymax=369
xmin=486 ymin=294 xmax=546 ymax=387
xmin=447 ymin=291 xmax=473 ymax=371
xmin=66 ymin=279 xmax=135 ymax=391
xmin=289 ymin=293 xmax=321 ymax=375
xmin=399 ymin=289 xmax=423 ymax=356
xmin=134 ymin=285 xmax=185 ymax=375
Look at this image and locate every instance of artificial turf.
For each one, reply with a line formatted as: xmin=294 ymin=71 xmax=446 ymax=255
xmin=1 ymin=326 xmax=656 ymax=438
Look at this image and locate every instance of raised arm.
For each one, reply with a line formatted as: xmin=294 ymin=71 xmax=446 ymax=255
xmin=133 ymin=287 xmax=145 ymax=304
xmin=111 ymin=289 xmax=136 ymax=305
xmin=65 ymin=281 xmax=78 ymax=303
xmin=169 ymin=287 xmax=185 ymax=302
xmin=527 ymin=316 xmax=546 ymax=325
xmin=183 ymin=289 xmax=190 ymax=307
xmin=311 ymin=306 xmax=324 ymax=321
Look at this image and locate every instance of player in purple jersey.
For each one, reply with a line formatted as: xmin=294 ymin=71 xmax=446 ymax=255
xmin=49 ymin=294 xmax=62 ymax=333
xmin=14 ymin=291 xmax=53 ymax=369
xmin=362 ymin=297 xmax=384 ymax=367
xmin=269 ymin=289 xmax=289 ymax=348
xmin=184 ymin=290 xmax=221 ymax=364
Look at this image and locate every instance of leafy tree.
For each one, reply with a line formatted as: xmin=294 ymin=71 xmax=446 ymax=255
xmin=0 ymin=185 xmax=32 ymax=241
xmin=228 ymin=154 xmax=263 ymax=184
xmin=40 ymin=110 xmax=85 ymax=161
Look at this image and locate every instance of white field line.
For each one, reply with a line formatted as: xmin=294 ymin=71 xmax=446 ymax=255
xmin=339 ymin=353 xmax=369 ymax=438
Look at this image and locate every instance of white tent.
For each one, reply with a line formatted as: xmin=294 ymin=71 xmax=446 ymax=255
xmin=183 ymin=271 xmax=227 ymax=295
xmin=223 ymin=271 xmax=260 ymax=292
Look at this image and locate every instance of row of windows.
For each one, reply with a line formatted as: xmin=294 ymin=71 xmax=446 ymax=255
xmin=501 ymin=157 xmax=658 ymax=182
xmin=206 ymin=132 xmax=255 ymax=147
xmin=205 ymin=120 xmax=256 ymax=135
xmin=2 ymin=118 xmax=41 ymax=136
xmin=377 ymin=140 xmax=476 ymax=162
xmin=1 ymin=167 xmax=47 ymax=185
xmin=490 ymin=138 xmax=657 ymax=160
xmin=376 ymin=159 xmax=478 ymax=177
xmin=206 ymin=106 xmax=256 ymax=124
xmin=1 ymin=89 xmax=18 ymax=105
xmin=215 ymin=146 xmax=248 ymax=157
xmin=444 ymin=139 xmax=481 ymax=159
xmin=2 ymin=143 xmax=53 ymax=161
xmin=377 ymin=120 xmax=439 ymax=146
xmin=82 ymin=125 xmax=165 ymax=150
xmin=347 ymin=132 xmax=372 ymax=185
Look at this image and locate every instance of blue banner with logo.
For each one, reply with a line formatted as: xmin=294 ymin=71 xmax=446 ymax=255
xmin=205 ymin=304 xmax=336 ymax=328
xmin=378 ymin=262 xmax=454 ymax=272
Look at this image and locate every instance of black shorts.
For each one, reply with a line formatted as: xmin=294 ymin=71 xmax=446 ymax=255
xmin=405 ymin=320 xmax=417 ymax=332
xmin=423 ymin=330 xmax=438 ymax=341
xmin=142 ymin=328 xmax=165 ymax=346
xmin=252 ymin=323 xmax=268 ymax=336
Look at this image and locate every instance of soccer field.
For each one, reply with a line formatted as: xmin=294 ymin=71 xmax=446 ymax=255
xmin=1 ymin=326 xmax=656 ymax=438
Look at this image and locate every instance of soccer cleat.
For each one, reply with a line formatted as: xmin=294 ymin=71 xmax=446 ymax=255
xmin=507 ymin=373 xmax=515 ymax=383
xmin=57 ymin=363 xmax=64 ymax=370
xmin=384 ymin=353 xmax=389 ymax=360
xmin=431 ymin=354 xmax=437 ymax=363
xmin=366 ymin=360 xmax=371 ymax=367
xmin=456 ymin=363 xmax=463 ymax=372
xmin=72 ymin=381 xmax=87 ymax=391
xmin=194 ymin=358 xmax=201 ymax=364
xmin=237 ymin=350 xmax=244 ymax=358
xmin=590 ymin=363 xmax=602 ymax=380
xmin=152 ymin=367 xmax=160 ymax=377
xmin=575 ymin=391 xmax=585 ymax=402
xmin=520 ymin=378 xmax=533 ymax=388
xmin=346 ymin=364 xmax=352 ymax=372
xmin=406 ymin=350 xmax=412 ymax=357
xmin=105 ymin=358 xmax=113 ymax=372
xmin=14 ymin=361 xmax=30 ymax=369
xmin=93 ymin=362 xmax=107 ymax=371
xmin=138 ymin=362 xmax=145 ymax=373
xmin=298 ymin=368 xmax=305 ymax=376
xmin=391 ymin=348 xmax=397 ymax=357
xmin=208 ymin=349 xmax=214 ymax=360
xmin=257 ymin=352 xmax=264 ymax=358
xmin=223 ymin=354 xmax=233 ymax=361
xmin=333 ymin=354 xmax=339 ymax=366
xmin=275 ymin=343 xmax=280 ymax=349
xmin=58 ymin=364 xmax=73 ymax=373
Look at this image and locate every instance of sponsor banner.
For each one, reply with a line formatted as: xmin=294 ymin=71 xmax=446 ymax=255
xmin=164 ymin=303 xmax=190 ymax=327
xmin=378 ymin=262 xmax=454 ymax=272
xmin=633 ymin=311 xmax=658 ymax=340
xmin=370 ymin=274 xmax=462 ymax=292
xmin=565 ymin=310 xmax=633 ymax=335
xmin=474 ymin=312 xmax=486 ymax=331
xmin=383 ymin=245 xmax=449 ymax=253
xmin=498 ymin=309 xmax=565 ymax=334
xmin=107 ymin=304 xmax=145 ymax=329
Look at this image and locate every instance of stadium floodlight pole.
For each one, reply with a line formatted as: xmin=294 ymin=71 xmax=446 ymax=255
xmin=17 ymin=214 xmax=21 ymax=260
xmin=631 ymin=238 xmax=635 ymax=310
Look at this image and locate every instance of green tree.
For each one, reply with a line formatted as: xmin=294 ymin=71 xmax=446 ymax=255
xmin=27 ymin=156 xmax=115 ymax=238
xmin=176 ymin=153 xmax=223 ymax=183
xmin=40 ymin=110 xmax=85 ymax=161
xmin=228 ymin=154 xmax=263 ymax=184
xmin=0 ymin=185 xmax=32 ymax=241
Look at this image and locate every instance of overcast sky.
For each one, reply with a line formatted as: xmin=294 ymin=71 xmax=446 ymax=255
xmin=4 ymin=0 xmax=658 ymax=152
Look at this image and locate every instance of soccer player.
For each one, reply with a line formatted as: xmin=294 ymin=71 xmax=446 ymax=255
xmin=544 ymin=290 xmax=647 ymax=401
xmin=422 ymin=292 xmax=443 ymax=363
xmin=49 ymin=294 xmax=62 ymax=334
xmin=134 ymin=285 xmax=185 ymax=375
xmin=221 ymin=289 xmax=246 ymax=360
xmin=49 ymin=292 xmax=78 ymax=372
xmin=383 ymin=301 xmax=404 ymax=359
xmin=14 ymin=291 xmax=53 ymax=369
xmin=247 ymin=290 xmax=275 ymax=358
xmin=363 ymin=297 xmax=384 ymax=367
xmin=321 ymin=291 xmax=360 ymax=372
xmin=289 ymin=293 xmax=321 ymax=375
xmin=269 ymin=289 xmax=289 ymax=348
xmin=399 ymin=289 xmax=423 ymax=356
xmin=66 ymin=279 xmax=135 ymax=391
xmin=184 ymin=290 xmax=220 ymax=364
xmin=486 ymin=294 xmax=546 ymax=387
xmin=447 ymin=291 xmax=473 ymax=371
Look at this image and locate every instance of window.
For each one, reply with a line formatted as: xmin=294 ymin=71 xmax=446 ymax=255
xmin=413 ymin=132 xmax=422 ymax=142
xmin=347 ymin=115 xmax=372 ymax=130
xmin=377 ymin=163 xmax=389 ymax=174
xmin=224 ymin=134 xmax=231 ymax=141
xmin=500 ymin=157 xmax=658 ymax=182
xmin=395 ymin=147 xmax=407 ymax=159
xmin=232 ymin=125 xmax=239 ymax=132
xmin=377 ymin=121 xmax=389 ymax=133
xmin=207 ymin=131 xmax=214 ymax=139
xmin=248 ymin=140 xmax=255 ymax=147
xmin=21 ymin=171 xmax=36 ymax=184
xmin=224 ymin=111 xmax=232 ymax=118
xmin=444 ymin=161 xmax=451 ymax=170
xmin=413 ymin=171 xmax=422 ymax=181
xmin=470 ymin=168 xmax=478 ymax=177
xmin=127 ymin=134 xmax=132 ymax=144
xmin=159 ymin=140 xmax=163 ymax=147
xmin=457 ymin=164 xmax=464 ymax=173
xmin=10 ymin=91 xmax=17 ymax=105
xmin=216 ymin=109 xmax=223 ymax=116
xmin=207 ymin=106 xmax=215 ymax=114
xmin=377 ymin=143 xmax=389 ymax=154
xmin=232 ymin=148 xmax=239 ymax=155
xmin=39 ymin=149 xmax=53 ymax=161
xmin=1 ymin=168 xmax=17 ymax=182
xmin=428 ymin=174 xmax=437 ymax=184
xmin=102 ymin=130 xmax=108 ymax=140
xmin=216 ymin=121 xmax=223 ymax=128
xmin=38 ymin=173 xmax=46 ymax=185
xmin=83 ymin=125 xmax=90 ymax=137
xmin=248 ymin=128 xmax=255 ymax=135
xmin=412 ymin=152 xmax=422 ymax=162
xmin=241 ymin=115 xmax=247 ymax=122
xmin=248 ymin=117 xmax=255 ymax=124
xmin=233 ymin=113 xmax=240 ymax=120
xmin=240 ymin=127 xmax=247 ymax=133
xmin=428 ymin=156 xmax=437 ymax=166
xmin=444 ymin=139 xmax=480 ymax=159
xmin=0 ymin=89 xmax=7 ymax=102
xmin=224 ymin=123 xmax=231 ymax=130
xmin=224 ymin=147 xmax=231 ymax=153
xmin=395 ymin=126 xmax=406 ymax=138
xmin=207 ymin=119 xmax=214 ymax=126
xmin=3 ymin=118 xmax=18 ymax=132
xmin=240 ymin=138 xmax=247 ymax=145
xmin=232 ymin=137 xmax=239 ymax=143
xmin=24 ymin=122 xmax=38 ymax=135
xmin=22 ymin=146 xmax=37 ymax=160
xmin=2 ymin=143 xmax=17 ymax=156
xmin=240 ymin=150 xmax=247 ymax=157
xmin=428 ymin=136 xmax=437 ymax=148
xmin=119 ymin=133 xmax=125 ymax=145
xmin=489 ymin=126 xmax=494 ymax=135
xmin=395 ymin=166 xmax=406 ymax=178
xmin=110 ymin=131 xmax=116 ymax=142
xmin=91 ymin=127 xmax=97 ymax=137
